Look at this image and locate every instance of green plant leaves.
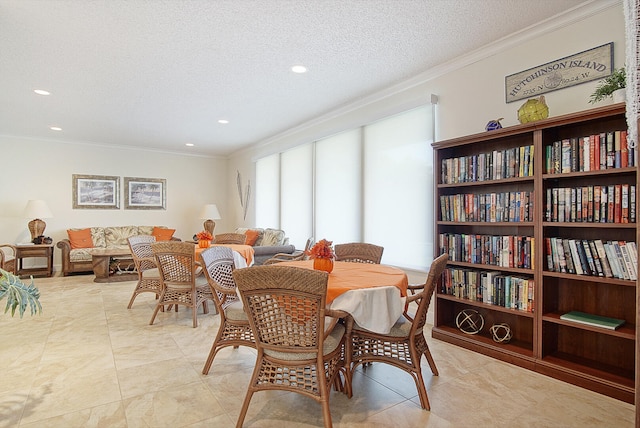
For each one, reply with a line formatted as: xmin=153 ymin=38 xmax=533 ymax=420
xmin=589 ymin=67 xmax=626 ymax=104
xmin=0 ymin=268 xmax=42 ymax=318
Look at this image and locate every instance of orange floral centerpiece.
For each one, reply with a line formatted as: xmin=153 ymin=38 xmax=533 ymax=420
xmin=196 ymin=230 xmax=213 ymax=248
xmin=306 ymin=239 xmax=335 ymax=273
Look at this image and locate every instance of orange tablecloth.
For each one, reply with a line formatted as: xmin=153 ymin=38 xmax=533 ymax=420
xmin=196 ymin=244 xmax=254 ymax=267
xmin=277 ymin=260 xmax=407 ymax=304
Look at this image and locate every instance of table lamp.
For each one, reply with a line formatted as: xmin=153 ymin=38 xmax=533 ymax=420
xmin=199 ymin=204 xmax=221 ymax=238
xmin=24 ymin=199 xmax=53 ymax=241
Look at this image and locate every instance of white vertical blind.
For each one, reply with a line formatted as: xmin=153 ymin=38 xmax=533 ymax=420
xmin=363 ymin=105 xmax=433 ymax=270
xmin=315 ymin=129 xmax=361 ymax=244
xmin=255 ymin=154 xmax=280 ymax=228
xmin=254 ymin=102 xmax=435 ymax=270
xmin=280 ymin=144 xmax=313 ymax=249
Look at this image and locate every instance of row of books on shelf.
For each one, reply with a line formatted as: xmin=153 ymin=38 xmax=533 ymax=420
xmin=440 ymin=267 xmax=534 ymax=312
xmin=440 ymin=190 xmax=534 ymax=222
xmin=544 ymin=130 xmax=634 ymax=174
xmin=545 ymin=184 xmax=636 ymax=223
xmin=441 ymin=145 xmax=534 ymax=184
xmin=439 ymin=233 xmax=534 ymax=269
xmin=545 ymin=237 xmax=637 ymax=280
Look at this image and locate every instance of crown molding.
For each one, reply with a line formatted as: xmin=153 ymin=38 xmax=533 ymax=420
xmin=0 ymin=133 xmax=223 ymax=160
xmin=233 ymin=0 xmax=620 ymax=158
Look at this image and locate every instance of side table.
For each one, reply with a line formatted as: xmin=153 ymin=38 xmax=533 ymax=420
xmin=15 ymin=243 xmax=54 ymax=278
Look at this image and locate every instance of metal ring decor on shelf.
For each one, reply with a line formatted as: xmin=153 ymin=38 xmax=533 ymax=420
xmin=490 ymin=323 xmax=513 ymax=344
xmin=455 ymin=309 xmax=484 ymax=335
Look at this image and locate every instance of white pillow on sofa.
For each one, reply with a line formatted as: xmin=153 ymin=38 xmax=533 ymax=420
xmin=261 ymin=228 xmax=285 ymax=246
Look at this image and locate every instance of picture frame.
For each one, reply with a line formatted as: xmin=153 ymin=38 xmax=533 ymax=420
xmin=72 ymin=174 xmax=120 ymax=209
xmin=124 ymin=177 xmax=166 ymax=210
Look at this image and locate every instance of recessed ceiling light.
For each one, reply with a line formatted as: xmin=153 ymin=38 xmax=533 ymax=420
xmin=50 ymin=126 xmax=62 ymax=131
xmin=291 ymin=65 xmax=307 ymax=73
xmin=185 ymin=143 xmax=194 ymax=147
xmin=34 ymin=89 xmax=51 ymax=95
xmin=218 ymin=119 xmax=229 ymax=124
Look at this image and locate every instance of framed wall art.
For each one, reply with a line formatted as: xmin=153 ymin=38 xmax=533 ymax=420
xmin=124 ymin=177 xmax=166 ymax=210
xmin=72 ymin=174 xmax=120 ymax=209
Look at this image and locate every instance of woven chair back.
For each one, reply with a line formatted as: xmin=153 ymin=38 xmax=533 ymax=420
xmin=411 ymin=253 xmax=449 ymax=333
xmin=200 ymin=246 xmax=239 ymax=311
xmin=214 ymin=233 xmax=247 ymax=245
xmin=334 ymin=242 xmax=384 ymax=264
xmin=233 ymin=265 xmax=328 ymax=351
xmin=151 ymin=241 xmax=196 ymax=285
xmin=304 ymin=237 xmax=315 ymax=252
xmin=128 ymin=235 xmax=157 ymax=271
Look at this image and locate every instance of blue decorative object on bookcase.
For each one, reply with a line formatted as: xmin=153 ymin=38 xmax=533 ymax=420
xmin=485 ymin=118 xmax=503 ymax=131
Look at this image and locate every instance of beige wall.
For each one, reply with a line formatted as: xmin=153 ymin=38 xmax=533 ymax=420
xmin=0 ymin=136 xmax=227 ymax=269
xmin=0 ymin=1 xmax=625 ymax=273
xmin=227 ymin=1 xmax=625 ymax=229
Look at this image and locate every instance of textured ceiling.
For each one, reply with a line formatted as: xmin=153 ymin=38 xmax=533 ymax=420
xmin=0 ymin=0 xmax=588 ymax=157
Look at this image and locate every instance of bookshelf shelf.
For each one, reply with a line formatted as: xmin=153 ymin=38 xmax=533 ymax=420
xmin=542 ymin=312 xmax=635 ymax=339
xmin=438 ymin=221 xmax=534 ymax=227
xmin=432 ymin=324 xmax=535 ymax=358
xmin=542 ymin=270 xmax=636 ymax=287
xmin=433 ymin=102 xmax=636 ymax=404
xmin=542 ymin=222 xmax=636 ymax=229
xmin=542 ymin=166 xmax=636 ymax=179
xmin=446 ymin=260 xmax=533 ymax=275
xmin=438 ymin=176 xmax=535 ymax=188
xmin=438 ymin=293 xmax=535 ymax=318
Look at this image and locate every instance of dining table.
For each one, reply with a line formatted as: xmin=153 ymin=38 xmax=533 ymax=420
xmin=276 ymin=259 xmax=408 ymax=334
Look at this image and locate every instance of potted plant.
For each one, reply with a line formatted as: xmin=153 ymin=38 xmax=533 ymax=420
xmin=0 ymin=268 xmax=42 ymax=318
xmin=306 ymin=239 xmax=335 ymax=273
xmin=589 ymin=67 xmax=626 ymax=104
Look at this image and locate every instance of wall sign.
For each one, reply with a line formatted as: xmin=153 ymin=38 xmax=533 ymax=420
xmin=505 ymin=42 xmax=613 ymax=103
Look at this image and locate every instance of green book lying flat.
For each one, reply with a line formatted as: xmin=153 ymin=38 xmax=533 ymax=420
xmin=560 ymin=311 xmax=625 ymax=330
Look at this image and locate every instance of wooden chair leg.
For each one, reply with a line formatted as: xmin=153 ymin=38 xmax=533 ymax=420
xmin=202 ymin=340 xmax=220 ymax=375
xmin=149 ymin=303 xmax=162 ymax=325
xmin=127 ymin=293 xmax=137 ymax=309
xmin=424 ymin=346 xmax=439 ymax=376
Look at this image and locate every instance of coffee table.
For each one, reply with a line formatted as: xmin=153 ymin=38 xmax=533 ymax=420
xmin=91 ymin=248 xmax=138 ymax=283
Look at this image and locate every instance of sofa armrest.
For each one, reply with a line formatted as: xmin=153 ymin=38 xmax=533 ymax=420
xmin=252 ymin=245 xmax=296 ymax=256
xmin=57 ymin=239 xmax=72 ymax=254
xmin=252 ymin=245 xmax=296 ymax=266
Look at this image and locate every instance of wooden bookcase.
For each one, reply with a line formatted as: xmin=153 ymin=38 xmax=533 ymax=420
xmin=432 ymin=103 xmax=636 ymax=403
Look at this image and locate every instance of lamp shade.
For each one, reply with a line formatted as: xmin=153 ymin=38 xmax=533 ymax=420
xmin=199 ymin=204 xmax=221 ymax=220
xmin=23 ymin=200 xmax=53 ymax=219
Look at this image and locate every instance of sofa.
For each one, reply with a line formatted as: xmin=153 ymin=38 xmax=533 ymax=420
xmin=57 ymin=225 xmax=179 ymax=276
xmin=235 ymin=227 xmax=296 ymax=265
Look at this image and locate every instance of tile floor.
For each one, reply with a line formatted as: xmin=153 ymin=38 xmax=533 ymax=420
xmin=1 ymin=274 xmax=635 ymax=427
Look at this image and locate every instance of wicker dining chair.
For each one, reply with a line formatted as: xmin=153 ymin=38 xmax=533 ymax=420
xmin=263 ymin=236 xmax=314 ymax=265
xmin=349 ymin=253 xmax=448 ymax=410
xmin=150 ymin=241 xmax=214 ymax=328
xmin=213 ymin=233 xmax=247 ymax=245
xmin=0 ymin=244 xmax=17 ymax=274
xmin=233 ymin=265 xmax=350 ymax=428
xmin=334 ymin=242 xmax=384 ymax=264
xmin=126 ymin=235 xmax=163 ymax=309
xmin=200 ymin=246 xmax=255 ymax=375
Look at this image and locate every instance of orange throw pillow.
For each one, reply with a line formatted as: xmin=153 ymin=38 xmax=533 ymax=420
xmin=67 ymin=228 xmax=94 ymax=249
xmin=152 ymin=227 xmax=175 ymax=241
xmin=244 ymin=229 xmax=260 ymax=246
